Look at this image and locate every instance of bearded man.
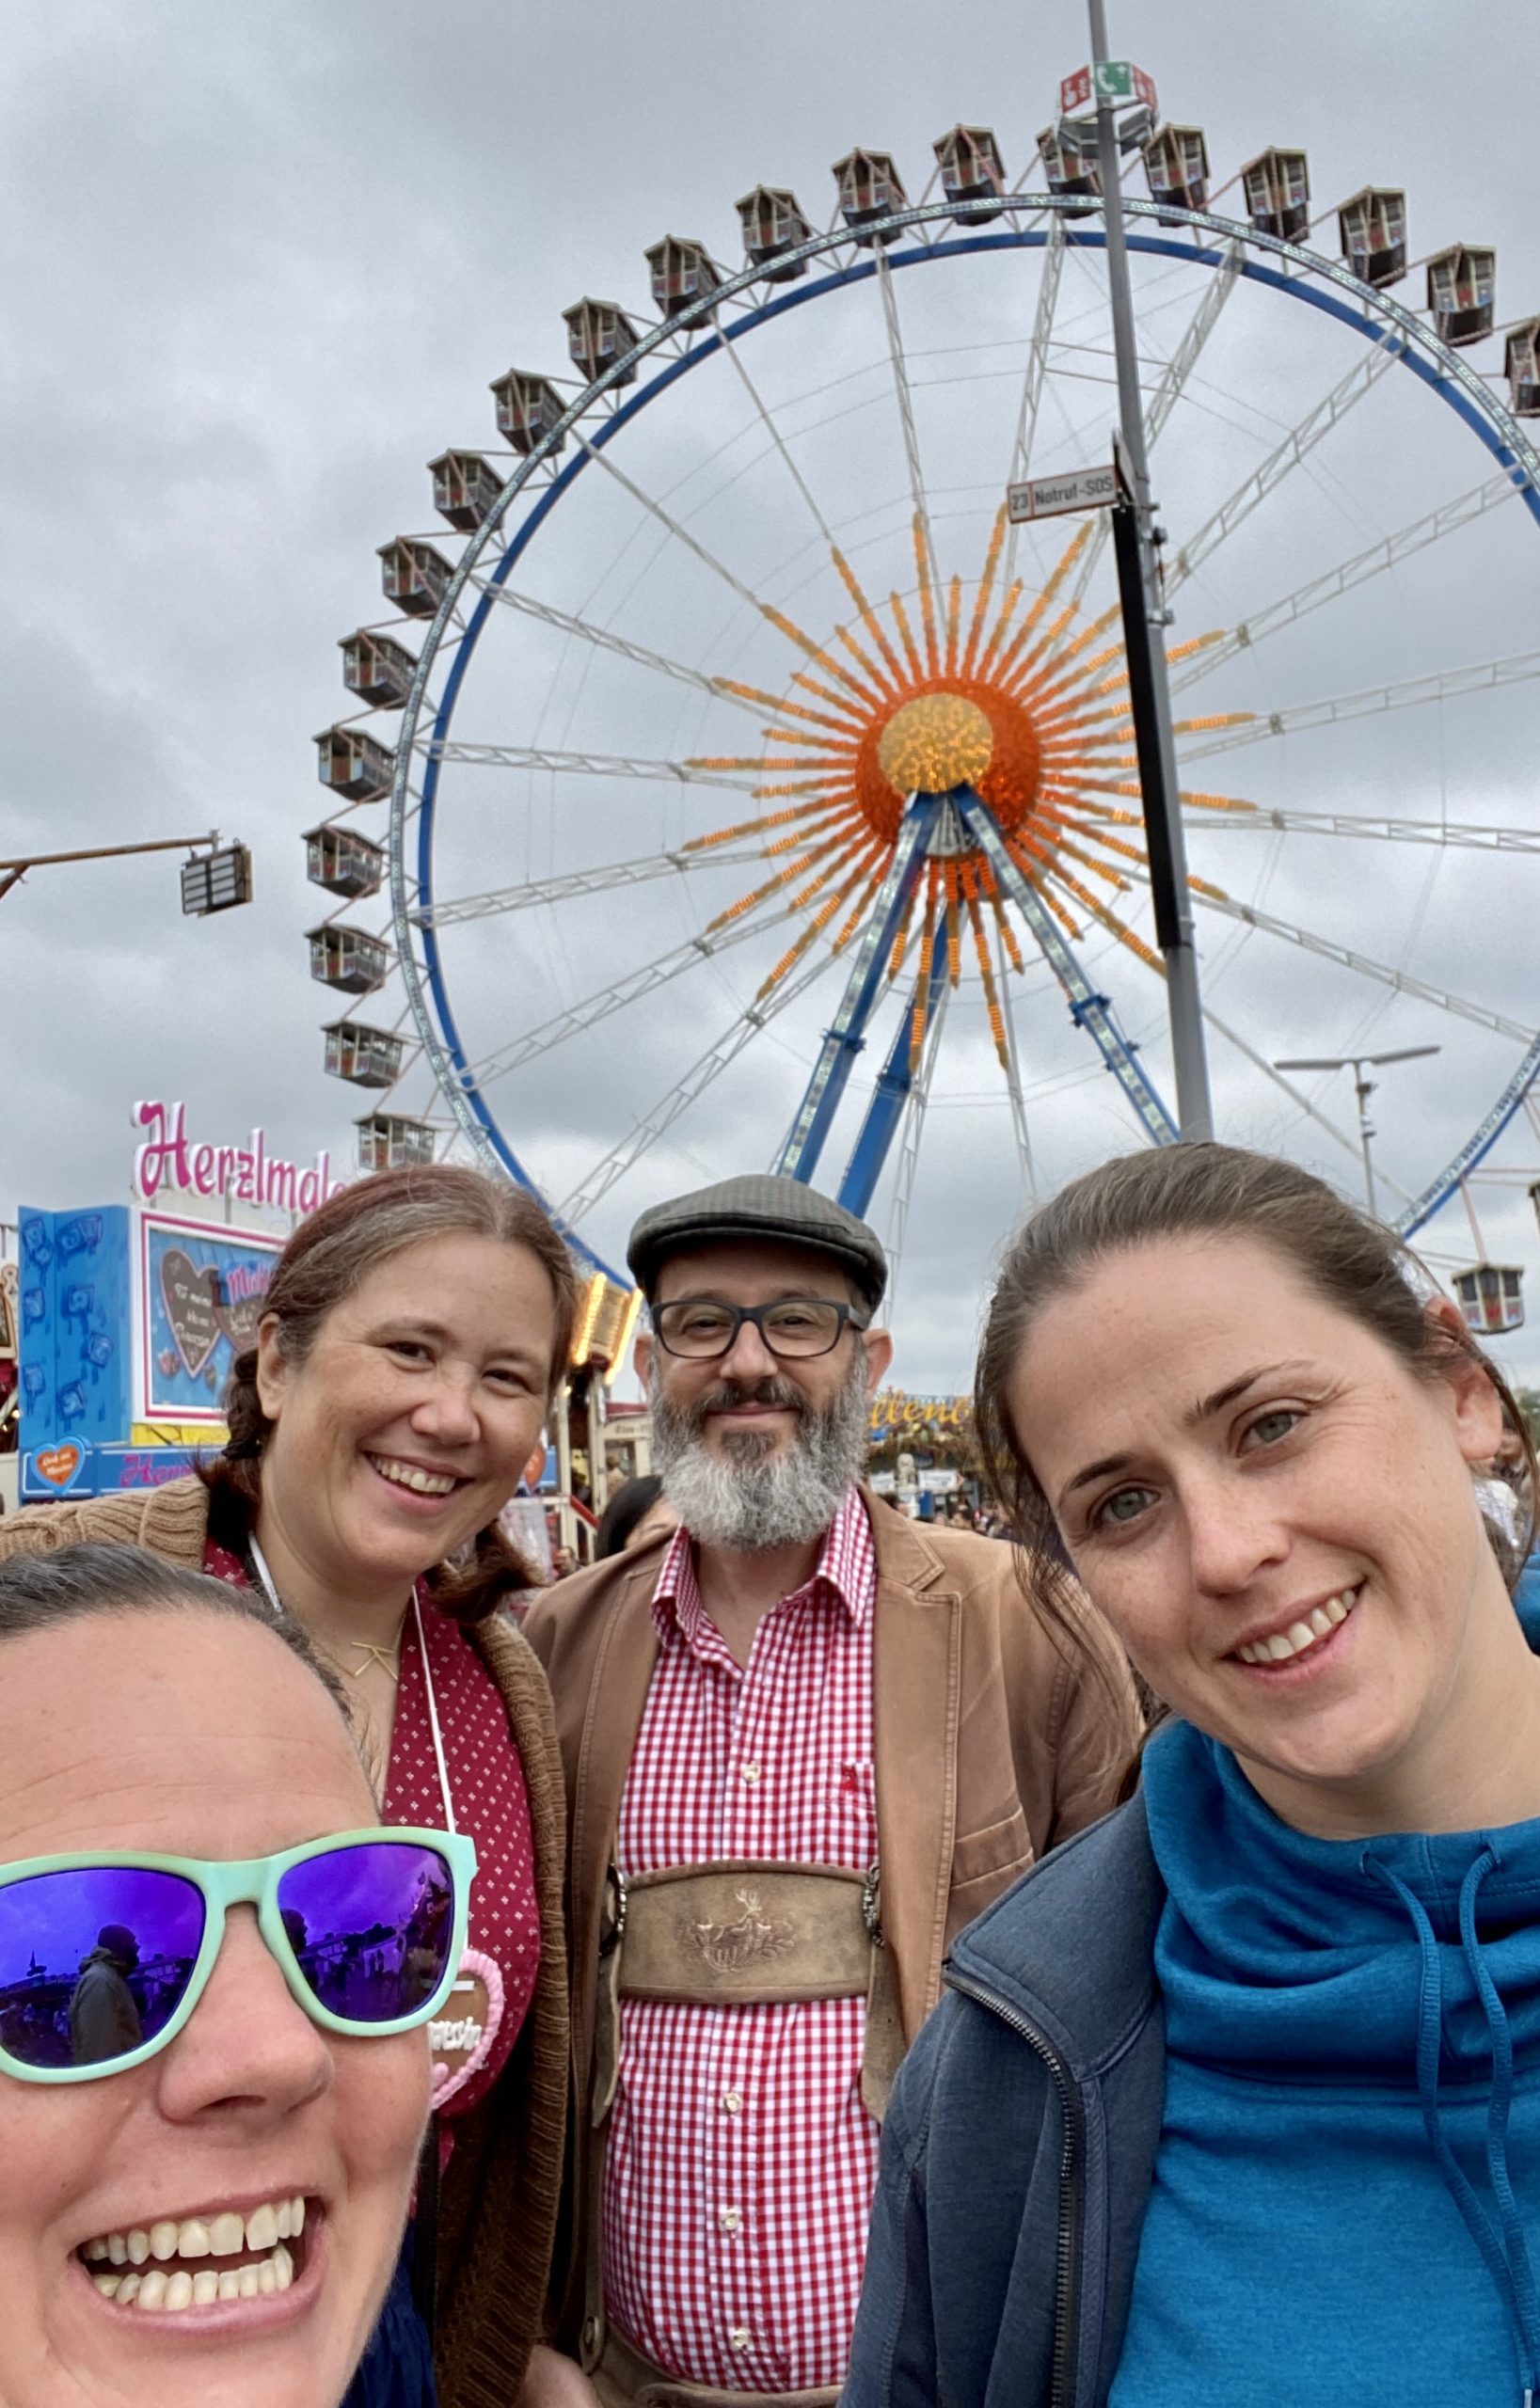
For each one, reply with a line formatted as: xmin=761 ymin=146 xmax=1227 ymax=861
xmin=522 ymin=1175 xmax=1136 ymax=2408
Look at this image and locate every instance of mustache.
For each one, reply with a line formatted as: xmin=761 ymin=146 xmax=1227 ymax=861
xmin=685 ymin=1375 xmax=807 ymax=1429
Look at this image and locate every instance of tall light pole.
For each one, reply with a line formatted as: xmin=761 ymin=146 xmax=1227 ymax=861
xmin=1085 ymin=0 xmax=1214 ymax=1141
xmin=1274 ymin=1045 xmax=1441 ymax=1216
xmin=0 ymin=831 xmax=252 ymax=915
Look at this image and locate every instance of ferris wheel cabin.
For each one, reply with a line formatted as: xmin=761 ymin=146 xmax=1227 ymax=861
xmin=304 ymin=823 xmax=386 ymax=900
xmin=378 ymin=537 xmax=452 ymax=618
xmin=356 ymin=1114 xmax=437 ymax=1173
xmin=833 ymin=150 xmax=908 ymax=244
xmin=491 ymin=370 xmax=566 ymax=455
xmin=1426 ymin=245 xmax=1496 ymax=344
xmin=429 ymin=451 xmax=504 ymax=531
xmin=1241 ymin=148 xmax=1310 ymax=242
xmin=933 ymin=125 xmax=1008 ymax=222
xmin=1037 ymin=121 xmax=1100 ymax=208
xmin=737 ymin=187 xmax=813 ymax=279
xmin=646 ymin=237 xmax=722 ymax=316
xmin=1143 ymin=124 xmax=1210 ymax=214
xmin=341 ymin=629 xmax=416 ymax=710
xmin=1337 ymin=187 xmax=1408 ymax=288
xmin=324 ymin=1020 xmax=405 ymax=1089
xmin=313 ymin=725 xmax=394 ymax=802
xmin=1453 ymin=1262 xmax=1525 ymax=1336
xmin=308 ymin=924 xmax=390 ymax=995
xmin=1507 ymin=321 xmax=1540 ymax=415
xmin=564 ymin=299 xmax=640 ymax=386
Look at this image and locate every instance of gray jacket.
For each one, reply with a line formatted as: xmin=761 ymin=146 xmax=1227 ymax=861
xmin=843 ymin=1795 xmax=1167 ymax=2408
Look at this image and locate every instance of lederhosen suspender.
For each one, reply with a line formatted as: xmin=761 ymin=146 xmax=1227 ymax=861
xmin=579 ymin=1858 xmax=904 ymax=2377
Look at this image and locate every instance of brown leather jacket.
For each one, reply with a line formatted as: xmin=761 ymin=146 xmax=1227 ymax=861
xmin=521 ymin=1486 xmax=1139 ymax=2342
xmin=0 ymin=1478 xmax=568 ymax=2408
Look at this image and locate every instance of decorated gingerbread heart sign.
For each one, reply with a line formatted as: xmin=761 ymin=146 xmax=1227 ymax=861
xmin=158 ymin=1248 xmax=221 ymax=1380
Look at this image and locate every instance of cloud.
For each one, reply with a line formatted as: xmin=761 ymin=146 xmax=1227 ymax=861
xmin=5 ymin=0 xmax=1540 ymax=1401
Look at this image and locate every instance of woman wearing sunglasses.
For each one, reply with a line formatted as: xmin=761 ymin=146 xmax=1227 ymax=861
xmin=847 ymin=1144 xmax=1540 ymax=2408
xmin=0 ymin=1165 xmax=577 ymax=2408
xmin=0 ymin=1542 xmax=474 ymax=2407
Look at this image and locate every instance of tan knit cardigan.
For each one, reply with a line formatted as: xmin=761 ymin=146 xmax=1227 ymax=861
xmin=0 ymin=1477 xmax=568 ymax=2408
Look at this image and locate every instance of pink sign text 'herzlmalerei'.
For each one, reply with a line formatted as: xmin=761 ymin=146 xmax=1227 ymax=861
xmin=133 ymin=1100 xmax=347 ymax=1216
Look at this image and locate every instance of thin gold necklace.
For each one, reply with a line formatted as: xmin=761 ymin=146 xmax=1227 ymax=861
xmin=247 ymin=1537 xmax=407 ymax=1679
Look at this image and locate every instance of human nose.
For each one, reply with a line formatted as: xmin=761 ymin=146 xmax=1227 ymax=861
xmin=1181 ymin=1467 xmax=1289 ymax=1597
xmin=409 ymin=1360 xmax=481 ymax=1447
xmin=718 ymin=1311 xmax=782 ymax=1383
xmin=153 ymin=1906 xmax=332 ymax=2127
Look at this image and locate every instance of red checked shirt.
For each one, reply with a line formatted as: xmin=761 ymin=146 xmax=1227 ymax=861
xmin=605 ymin=1487 xmax=880 ymax=2390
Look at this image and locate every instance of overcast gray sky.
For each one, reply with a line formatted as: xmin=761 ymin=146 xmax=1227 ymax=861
xmin=6 ymin=0 xmax=1540 ymax=1400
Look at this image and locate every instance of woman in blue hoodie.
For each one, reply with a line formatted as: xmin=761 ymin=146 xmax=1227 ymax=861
xmin=846 ymin=1141 xmax=1540 ymax=2408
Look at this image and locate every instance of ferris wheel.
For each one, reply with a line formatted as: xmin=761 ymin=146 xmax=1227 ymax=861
xmin=303 ymin=77 xmax=1540 ymax=1337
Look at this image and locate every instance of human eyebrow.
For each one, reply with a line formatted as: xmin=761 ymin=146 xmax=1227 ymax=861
xmin=1185 ymin=1360 xmax=1311 ymax=1426
xmin=1056 ymin=1451 xmax=1138 ymax=1511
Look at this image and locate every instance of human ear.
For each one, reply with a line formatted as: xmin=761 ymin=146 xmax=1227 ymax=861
xmin=633 ymin=1329 xmax=654 ymax=1389
xmin=861 ymin=1325 xmax=895 ymax=1396
xmin=1425 ymin=1299 xmax=1506 ymax=1465
xmin=253 ymin=1314 xmax=291 ymax=1422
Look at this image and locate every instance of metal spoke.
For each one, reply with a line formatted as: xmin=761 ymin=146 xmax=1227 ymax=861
xmin=1002 ymin=214 xmax=1064 ymax=585
xmin=882 ymin=975 xmax=953 ymax=1323
xmin=1169 ymin=470 xmax=1523 ymax=691
xmin=1182 ymin=805 xmax=1540 ymax=856
xmin=1201 ymin=1004 xmax=1414 ymax=1203
xmin=419 ymin=740 xmax=759 ymax=787
xmin=1167 ymin=330 xmax=1405 ymax=595
xmin=411 ymin=839 xmax=769 ymax=931
xmin=460 ymin=893 xmax=788 ymax=1092
xmin=468 ymin=578 xmax=765 ymax=716
xmin=715 ymin=331 xmax=835 ymax=546
xmin=553 ymin=948 xmax=835 ymax=1228
xmin=1064 ymin=238 xmax=1243 ymax=610
xmin=1193 ymin=890 xmax=1534 ymax=1045
xmin=874 ymin=244 xmax=942 ymax=604
xmin=1178 ymin=648 xmax=1540 ymax=759
xmin=573 ymin=428 xmax=771 ymax=614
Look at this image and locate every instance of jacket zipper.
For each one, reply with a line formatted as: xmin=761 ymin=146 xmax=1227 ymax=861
xmin=946 ymin=1971 xmax=1083 ymax=2408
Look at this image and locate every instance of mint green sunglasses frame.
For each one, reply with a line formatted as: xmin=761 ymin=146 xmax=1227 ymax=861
xmin=0 ymin=1826 xmax=478 ymax=2086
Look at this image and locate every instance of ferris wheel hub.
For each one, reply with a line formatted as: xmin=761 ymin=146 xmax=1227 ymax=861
xmin=877 ymin=691 xmax=994 ymax=795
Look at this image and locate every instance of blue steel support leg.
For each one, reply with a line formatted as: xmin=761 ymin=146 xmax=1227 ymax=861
xmin=835 ymin=973 xmax=935 ymax=1219
xmin=954 ymin=789 xmax=1178 ymax=1147
xmin=774 ymin=800 xmax=938 ymax=1182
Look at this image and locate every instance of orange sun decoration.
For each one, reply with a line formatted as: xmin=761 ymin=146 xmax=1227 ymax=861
xmin=682 ymin=507 xmax=1254 ymax=1071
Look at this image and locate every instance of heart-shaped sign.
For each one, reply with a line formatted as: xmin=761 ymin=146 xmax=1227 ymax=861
xmin=429 ymin=1947 xmax=505 ymax=2110
xmin=158 ymin=1248 xmax=221 ymax=1380
xmin=213 ymin=1283 xmax=266 ymax=1352
xmin=35 ymin=1442 xmax=84 ymax=1492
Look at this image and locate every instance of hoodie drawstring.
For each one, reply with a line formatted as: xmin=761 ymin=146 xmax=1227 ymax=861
xmin=1373 ymin=1849 xmax=1540 ymax=2406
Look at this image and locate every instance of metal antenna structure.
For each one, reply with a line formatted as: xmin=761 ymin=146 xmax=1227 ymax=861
xmin=1088 ymin=0 xmax=1215 ymax=1140
xmin=1274 ymin=1045 xmax=1441 ymax=1215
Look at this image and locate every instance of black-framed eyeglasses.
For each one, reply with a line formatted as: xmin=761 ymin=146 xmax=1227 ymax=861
xmin=651 ymin=1297 xmax=870 ymax=1360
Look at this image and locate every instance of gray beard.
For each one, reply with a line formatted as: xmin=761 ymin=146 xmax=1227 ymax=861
xmin=649 ymin=1349 xmax=871 ymax=1552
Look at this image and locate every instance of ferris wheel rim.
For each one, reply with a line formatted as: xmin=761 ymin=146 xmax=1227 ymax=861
xmin=381 ymin=189 xmax=1540 ymax=1254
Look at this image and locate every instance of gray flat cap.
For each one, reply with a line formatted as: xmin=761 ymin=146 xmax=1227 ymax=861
xmin=627 ymin=1173 xmax=887 ymax=1307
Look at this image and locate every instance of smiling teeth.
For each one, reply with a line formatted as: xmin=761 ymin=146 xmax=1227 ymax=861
xmin=371 ymin=1456 xmax=457 ymax=1496
xmin=1236 ymin=1588 xmax=1358 ymax=1666
xmin=83 ymin=2198 xmax=304 ymax=2309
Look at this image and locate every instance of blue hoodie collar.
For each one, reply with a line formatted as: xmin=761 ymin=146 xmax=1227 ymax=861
xmin=1143 ymin=1562 xmax=1540 ymax=2400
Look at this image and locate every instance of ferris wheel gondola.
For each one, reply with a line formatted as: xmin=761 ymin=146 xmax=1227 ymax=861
xmin=302 ymin=69 xmax=1540 ymax=1331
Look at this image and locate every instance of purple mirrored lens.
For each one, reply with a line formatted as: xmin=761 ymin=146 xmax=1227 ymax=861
xmin=277 ymin=1843 xmax=455 ymax=2025
xmin=0 ymin=1868 xmax=205 ymax=2070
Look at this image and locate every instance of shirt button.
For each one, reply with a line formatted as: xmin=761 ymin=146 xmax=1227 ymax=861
xmin=739 ymin=1762 xmax=761 ymax=1785
xmin=730 ymin=2328 xmax=752 ymax=2352
xmin=719 ymin=2206 xmax=742 ymax=2233
xmin=722 ymin=2089 xmax=743 ymax=2115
